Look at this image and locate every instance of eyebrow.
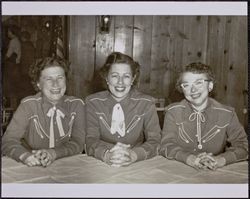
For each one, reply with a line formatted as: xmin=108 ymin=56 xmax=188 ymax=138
xmin=182 ymin=78 xmax=204 ymax=83
xmin=109 ymin=72 xmax=132 ymax=75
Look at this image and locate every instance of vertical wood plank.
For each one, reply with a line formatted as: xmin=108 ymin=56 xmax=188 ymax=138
xmin=226 ymin=16 xmax=247 ymax=125
xmin=94 ymin=16 xmax=115 ymax=93
xmin=68 ymin=16 xmax=96 ymax=98
xmin=95 ymin=16 xmax=115 ymax=70
xmin=166 ymin=16 xmax=185 ymax=103
xmin=206 ymin=16 xmax=228 ymax=101
xmin=114 ymin=16 xmax=134 ymax=56
xmin=182 ymin=16 xmax=208 ymax=66
xmin=151 ymin=16 xmax=172 ymax=99
xmin=133 ymin=16 xmax=153 ymax=93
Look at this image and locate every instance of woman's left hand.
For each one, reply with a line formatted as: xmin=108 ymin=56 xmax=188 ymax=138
xmin=198 ymin=153 xmax=226 ymax=170
xmin=32 ymin=149 xmax=57 ymax=167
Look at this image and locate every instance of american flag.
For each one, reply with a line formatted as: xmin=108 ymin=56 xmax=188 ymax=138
xmin=52 ymin=16 xmax=64 ymax=59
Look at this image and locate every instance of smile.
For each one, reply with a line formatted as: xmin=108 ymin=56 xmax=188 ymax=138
xmin=50 ymin=89 xmax=61 ymax=94
xmin=115 ymin=87 xmax=126 ymax=92
xmin=191 ymin=93 xmax=201 ymax=99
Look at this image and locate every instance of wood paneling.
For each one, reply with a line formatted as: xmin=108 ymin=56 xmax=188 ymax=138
xmin=67 ymin=15 xmax=247 ymax=127
xmin=114 ymin=16 xmax=134 ymax=56
xmin=151 ymin=16 xmax=172 ymax=98
xmin=133 ymin=16 xmax=153 ymax=92
xmin=68 ymin=16 xmax=96 ymax=98
xmin=95 ymin=16 xmax=115 ymax=70
xmin=225 ymin=16 xmax=247 ymax=125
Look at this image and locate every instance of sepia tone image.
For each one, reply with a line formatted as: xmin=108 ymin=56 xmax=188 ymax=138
xmin=1 ymin=3 xmax=248 ymax=196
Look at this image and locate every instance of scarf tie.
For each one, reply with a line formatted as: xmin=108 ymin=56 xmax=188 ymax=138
xmin=110 ymin=103 xmax=125 ymax=137
xmin=47 ymin=106 xmax=65 ymax=148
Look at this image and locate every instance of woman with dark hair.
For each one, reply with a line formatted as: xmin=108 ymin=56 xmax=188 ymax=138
xmin=2 ymin=57 xmax=86 ymax=167
xmin=160 ymin=62 xmax=248 ymax=170
xmin=85 ymin=52 xmax=161 ymax=167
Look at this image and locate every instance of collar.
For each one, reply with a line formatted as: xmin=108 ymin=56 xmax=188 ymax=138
xmin=183 ymin=98 xmax=217 ymax=124
xmin=39 ymin=92 xmax=67 ymax=114
xmin=184 ymin=98 xmax=213 ymax=113
xmin=107 ymin=88 xmax=135 ymax=107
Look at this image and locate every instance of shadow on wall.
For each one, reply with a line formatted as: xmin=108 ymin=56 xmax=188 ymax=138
xmin=90 ymin=70 xmax=107 ymax=94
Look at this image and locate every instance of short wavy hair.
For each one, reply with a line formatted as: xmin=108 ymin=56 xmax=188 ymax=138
xmin=176 ymin=62 xmax=215 ymax=93
xmin=99 ymin=52 xmax=140 ymax=86
xmin=29 ymin=57 xmax=70 ymax=91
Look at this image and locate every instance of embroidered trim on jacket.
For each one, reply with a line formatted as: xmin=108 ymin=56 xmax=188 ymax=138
xmin=65 ymin=98 xmax=85 ymax=105
xmin=212 ymin=107 xmax=232 ymax=113
xmin=167 ymin=105 xmax=186 ymax=111
xmin=29 ymin=115 xmax=48 ymax=139
xmin=22 ymin=97 xmax=42 ymax=103
xmin=96 ymin=112 xmax=111 ymax=132
xmin=90 ymin=98 xmax=107 ymax=102
xmin=126 ymin=114 xmax=144 ymax=133
xmin=202 ymin=124 xmax=229 ymax=143
xmin=130 ymin=97 xmax=152 ymax=102
xmin=177 ymin=123 xmax=194 ymax=143
xmin=66 ymin=112 xmax=76 ymax=138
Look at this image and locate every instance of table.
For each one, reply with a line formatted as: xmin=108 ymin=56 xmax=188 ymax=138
xmin=2 ymin=154 xmax=248 ymax=183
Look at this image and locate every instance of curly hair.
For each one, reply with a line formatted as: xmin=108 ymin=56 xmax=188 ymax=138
xmin=29 ymin=57 xmax=70 ymax=91
xmin=99 ymin=52 xmax=140 ymax=86
xmin=176 ymin=62 xmax=215 ymax=93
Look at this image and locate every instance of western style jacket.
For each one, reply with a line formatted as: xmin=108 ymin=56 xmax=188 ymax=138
xmin=160 ymin=98 xmax=248 ymax=165
xmin=2 ymin=92 xmax=86 ymax=162
xmin=85 ymin=89 xmax=161 ymax=162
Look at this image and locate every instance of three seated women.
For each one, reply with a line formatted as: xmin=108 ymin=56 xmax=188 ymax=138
xmin=2 ymin=54 xmax=248 ymax=170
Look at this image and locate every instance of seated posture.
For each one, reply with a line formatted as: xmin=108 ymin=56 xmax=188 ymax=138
xmin=2 ymin=57 xmax=85 ymax=167
xmin=160 ymin=62 xmax=248 ymax=170
xmin=86 ymin=52 xmax=161 ymax=167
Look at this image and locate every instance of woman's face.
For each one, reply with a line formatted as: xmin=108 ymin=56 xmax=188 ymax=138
xmin=38 ymin=66 xmax=66 ymax=104
xmin=180 ymin=72 xmax=213 ymax=110
xmin=107 ymin=63 xmax=135 ymax=101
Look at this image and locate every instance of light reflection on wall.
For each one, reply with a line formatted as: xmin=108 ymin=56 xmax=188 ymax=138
xmin=114 ymin=34 xmax=126 ymax=53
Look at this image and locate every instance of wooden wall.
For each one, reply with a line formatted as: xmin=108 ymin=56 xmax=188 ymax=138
xmin=67 ymin=16 xmax=248 ymax=128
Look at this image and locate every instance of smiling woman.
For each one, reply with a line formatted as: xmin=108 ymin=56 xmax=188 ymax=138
xmin=2 ymin=57 xmax=86 ymax=167
xmin=160 ymin=62 xmax=248 ymax=171
xmin=85 ymin=52 xmax=161 ymax=167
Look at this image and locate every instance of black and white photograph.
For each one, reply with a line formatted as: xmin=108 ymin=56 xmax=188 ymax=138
xmin=1 ymin=1 xmax=248 ymax=198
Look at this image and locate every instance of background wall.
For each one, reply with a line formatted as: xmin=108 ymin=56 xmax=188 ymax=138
xmin=67 ymin=15 xmax=248 ymax=128
xmin=2 ymin=15 xmax=248 ymax=129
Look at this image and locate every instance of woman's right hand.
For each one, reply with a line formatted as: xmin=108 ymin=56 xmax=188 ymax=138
xmin=19 ymin=152 xmax=41 ymax=167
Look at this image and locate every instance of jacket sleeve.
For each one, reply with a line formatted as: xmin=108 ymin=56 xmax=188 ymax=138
xmin=218 ymin=110 xmax=248 ymax=165
xmin=85 ymin=99 xmax=115 ymax=161
xmin=53 ymin=100 xmax=86 ymax=159
xmin=132 ymin=103 xmax=161 ymax=161
xmin=2 ymin=102 xmax=32 ymax=162
xmin=160 ymin=110 xmax=193 ymax=164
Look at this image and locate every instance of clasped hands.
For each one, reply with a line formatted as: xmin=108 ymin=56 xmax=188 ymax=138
xmin=103 ymin=142 xmax=137 ymax=167
xmin=19 ymin=149 xmax=56 ymax=167
xmin=186 ymin=152 xmax=226 ymax=170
